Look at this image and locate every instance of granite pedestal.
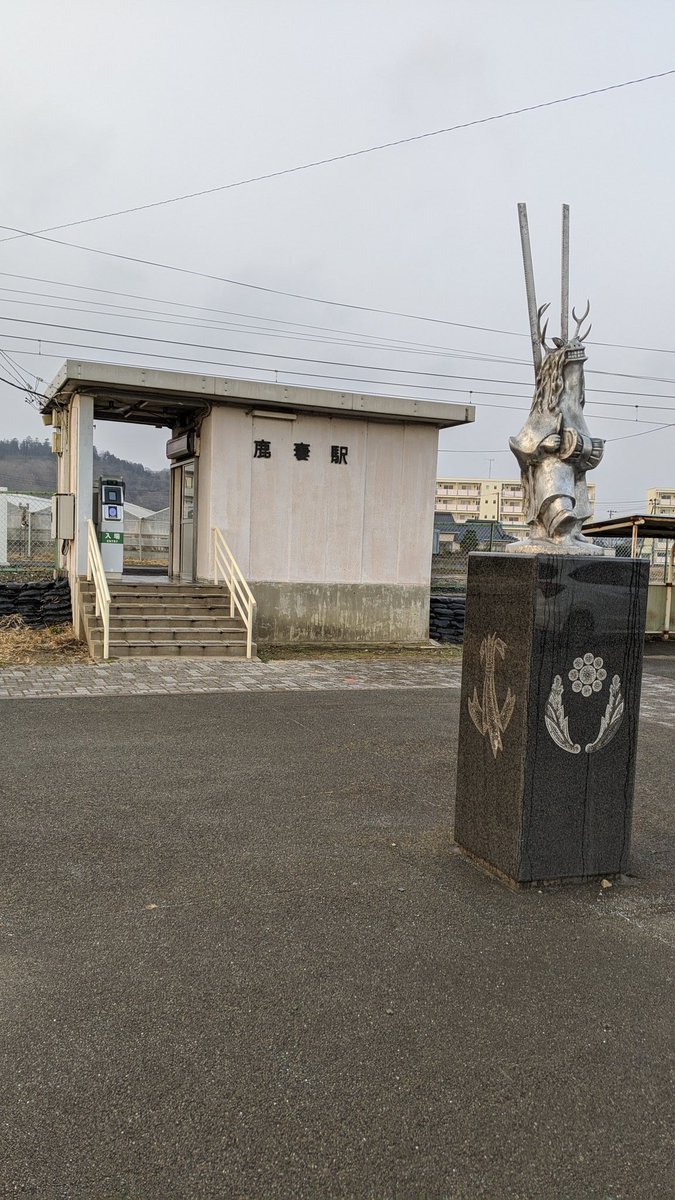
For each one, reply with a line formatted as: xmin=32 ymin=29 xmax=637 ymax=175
xmin=454 ymin=554 xmax=649 ymax=887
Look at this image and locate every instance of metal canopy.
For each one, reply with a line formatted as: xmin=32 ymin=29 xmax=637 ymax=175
xmin=42 ymin=360 xmax=476 ymax=430
xmin=71 ymin=388 xmax=208 ymax=428
xmin=583 ymin=514 xmax=675 ymax=541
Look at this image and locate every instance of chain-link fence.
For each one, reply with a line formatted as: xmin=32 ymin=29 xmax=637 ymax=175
xmin=0 ymin=492 xmax=55 ymax=578
xmin=1 ymin=491 xmax=171 ymax=577
xmin=431 ymin=523 xmax=519 ymax=593
xmin=122 ymin=509 xmax=170 ymax=569
xmin=590 ymin=536 xmax=672 ymax=583
xmin=432 ymin=527 xmax=672 ymax=592
xmin=429 ymin=526 xmax=674 ymax=644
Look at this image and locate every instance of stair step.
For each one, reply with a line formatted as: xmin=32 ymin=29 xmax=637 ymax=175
xmin=80 ymin=581 xmax=255 ymax=660
xmin=98 ymin=627 xmax=247 ymax=643
xmin=109 ymin=588 xmax=230 ymax=599
xmin=84 ymin=603 xmax=239 ymax=617
xmin=107 ymin=639 xmax=254 ymax=658
xmin=107 ymin=617 xmax=245 ymax=631
xmin=111 ymin=604 xmax=236 ymax=615
xmin=93 ymin=608 xmax=243 ymax=622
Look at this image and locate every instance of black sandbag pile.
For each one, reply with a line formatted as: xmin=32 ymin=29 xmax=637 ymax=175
xmin=0 ymin=578 xmax=71 ymax=627
xmin=429 ymin=593 xmax=465 ymax=644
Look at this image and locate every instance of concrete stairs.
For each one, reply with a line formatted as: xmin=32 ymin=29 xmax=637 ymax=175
xmin=79 ymin=579 xmax=255 ymax=659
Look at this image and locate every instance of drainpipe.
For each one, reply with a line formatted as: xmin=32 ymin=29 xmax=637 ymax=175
xmin=663 ymin=540 xmax=674 ymax=640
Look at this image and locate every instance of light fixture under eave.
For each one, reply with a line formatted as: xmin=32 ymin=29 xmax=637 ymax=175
xmin=249 ymin=409 xmax=297 ymax=421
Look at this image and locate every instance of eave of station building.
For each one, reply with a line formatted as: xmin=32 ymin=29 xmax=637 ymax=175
xmin=42 ymin=361 xmax=476 ymax=430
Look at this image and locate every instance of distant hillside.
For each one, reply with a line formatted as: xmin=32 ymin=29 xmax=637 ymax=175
xmin=0 ymin=438 xmax=170 ymax=511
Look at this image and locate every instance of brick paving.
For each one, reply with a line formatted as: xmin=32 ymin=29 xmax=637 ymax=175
xmin=0 ymin=656 xmax=463 ymax=700
xmin=0 ymin=655 xmax=672 ymax=727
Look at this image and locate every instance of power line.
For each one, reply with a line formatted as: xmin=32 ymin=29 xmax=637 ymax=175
xmin=5 ymin=287 xmax=675 ymax=386
xmin=1 ymin=221 xmax=545 ymax=333
xmin=3 ymin=268 xmax=675 ymax=366
xmin=0 ymin=337 xmax=670 ymax=426
xmin=6 ymin=218 xmax=675 ymax=365
xmin=0 ymin=269 xmax=527 ymax=345
xmin=2 ymin=68 xmax=673 ymax=246
xmin=0 ymin=372 xmax=48 ymax=399
xmin=0 ymin=348 xmax=43 ymax=408
xmin=609 ymin=420 xmax=675 ymax=442
xmin=0 ymin=352 xmax=28 ymax=388
xmin=0 ymin=310 xmax=543 ymax=382
xmin=0 ymin=290 xmax=529 ymax=366
xmin=2 ymin=312 xmax=675 ymax=411
xmin=3 ymin=349 xmax=670 ymax=443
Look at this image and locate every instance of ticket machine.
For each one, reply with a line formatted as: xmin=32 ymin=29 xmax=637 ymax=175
xmin=95 ymin=476 xmax=125 ymax=575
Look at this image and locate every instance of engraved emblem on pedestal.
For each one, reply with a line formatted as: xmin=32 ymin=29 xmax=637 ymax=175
xmin=544 ymin=651 xmax=624 ymax=755
xmin=468 ymin=633 xmax=516 ymax=759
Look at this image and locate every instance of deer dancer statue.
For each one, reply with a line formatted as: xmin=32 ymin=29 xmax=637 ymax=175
xmin=509 ymin=206 xmax=604 ymax=554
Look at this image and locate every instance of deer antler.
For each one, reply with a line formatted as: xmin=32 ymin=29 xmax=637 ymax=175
xmin=572 ymin=300 xmax=592 ymax=341
xmin=537 ymin=302 xmax=553 ymax=352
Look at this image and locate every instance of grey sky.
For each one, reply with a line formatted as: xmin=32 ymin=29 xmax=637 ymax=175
xmin=1 ymin=0 xmax=674 ymax=516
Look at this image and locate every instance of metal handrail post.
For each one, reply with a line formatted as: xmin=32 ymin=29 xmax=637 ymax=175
xmin=212 ymin=526 xmax=256 ymax=659
xmin=87 ymin=519 xmax=111 ymax=659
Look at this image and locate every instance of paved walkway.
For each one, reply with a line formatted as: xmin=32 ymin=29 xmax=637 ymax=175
xmin=0 ymin=655 xmax=672 ymax=728
xmin=0 ymin=656 xmax=462 ymax=697
xmin=2 ymin=686 xmax=672 ymax=1198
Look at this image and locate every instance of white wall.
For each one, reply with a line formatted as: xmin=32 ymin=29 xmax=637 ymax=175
xmin=197 ymin=406 xmax=438 ymax=586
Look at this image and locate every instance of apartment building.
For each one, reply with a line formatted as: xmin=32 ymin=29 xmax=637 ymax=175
xmin=646 ymin=487 xmax=674 ymax=569
xmin=435 ymin=476 xmax=597 ymax=538
xmin=647 ymin=487 xmax=675 ymax=517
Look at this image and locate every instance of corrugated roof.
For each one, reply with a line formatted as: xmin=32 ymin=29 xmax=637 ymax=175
xmin=583 ymin=514 xmax=675 ymax=540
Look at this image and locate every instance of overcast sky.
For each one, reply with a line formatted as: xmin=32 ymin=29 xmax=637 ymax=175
xmin=1 ymin=0 xmax=674 ymax=516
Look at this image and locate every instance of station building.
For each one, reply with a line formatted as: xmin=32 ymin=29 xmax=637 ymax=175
xmin=42 ymin=362 xmax=474 ymax=656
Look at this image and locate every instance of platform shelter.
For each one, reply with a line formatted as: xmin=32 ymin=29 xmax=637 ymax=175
xmin=42 ymin=362 xmax=474 ymax=653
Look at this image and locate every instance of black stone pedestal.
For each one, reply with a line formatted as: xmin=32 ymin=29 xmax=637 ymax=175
xmin=454 ymin=554 xmax=649 ymax=888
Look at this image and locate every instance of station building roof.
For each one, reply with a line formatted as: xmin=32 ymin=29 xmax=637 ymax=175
xmin=42 ymin=361 xmax=476 ymax=431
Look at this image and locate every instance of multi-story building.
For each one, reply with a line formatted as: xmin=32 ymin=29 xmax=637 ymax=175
xmin=646 ymin=487 xmax=675 ymax=571
xmin=435 ymin=476 xmax=597 ymax=538
xmin=647 ymin=487 xmax=675 ymax=517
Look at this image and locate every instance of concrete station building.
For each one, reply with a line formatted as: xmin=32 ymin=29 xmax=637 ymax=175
xmin=42 ymin=362 xmax=474 ymax=654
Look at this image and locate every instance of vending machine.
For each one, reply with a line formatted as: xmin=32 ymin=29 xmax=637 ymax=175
xmin=96 ymin=477 xmax=125 ymax=575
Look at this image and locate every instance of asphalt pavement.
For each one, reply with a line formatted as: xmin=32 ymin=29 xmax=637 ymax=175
xmin=1 ymin=686 xmax=673 ymax=1199
xmin=643 ymin=638 xmax=675 ymax=680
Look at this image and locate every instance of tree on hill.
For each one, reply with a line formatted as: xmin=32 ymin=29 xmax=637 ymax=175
xmin=0 ymin=439 xmax=170 ymax=511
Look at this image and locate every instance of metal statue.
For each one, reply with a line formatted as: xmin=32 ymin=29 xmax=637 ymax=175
xmin=509 ymin=205 xmax=604 ymax=554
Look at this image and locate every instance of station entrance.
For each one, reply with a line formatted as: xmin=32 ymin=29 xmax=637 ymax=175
xmin=170 ymin=457 xmax=197 ymax=582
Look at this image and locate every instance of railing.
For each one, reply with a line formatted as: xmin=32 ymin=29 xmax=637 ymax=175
xmin=212 ymin=527 xmax=256 ymax=659
xmin=86 ymin=518 xmax=111 ymax=658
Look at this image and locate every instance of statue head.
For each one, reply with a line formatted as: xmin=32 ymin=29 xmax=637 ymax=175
xmin=531 ymin=301 xmax=591 ymax=412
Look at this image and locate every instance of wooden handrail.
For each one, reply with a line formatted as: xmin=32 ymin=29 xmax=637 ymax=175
xmin=86 ymin=519 xmax=111 ymax=659
xmin=212 ymin=527 xmax=256 ymax=659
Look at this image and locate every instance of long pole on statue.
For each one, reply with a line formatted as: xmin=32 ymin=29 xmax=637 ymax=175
xmin=517 ymin=203 xmax=542 ymax=374
xmin=561 ymin=203 xmax=570 ymax=343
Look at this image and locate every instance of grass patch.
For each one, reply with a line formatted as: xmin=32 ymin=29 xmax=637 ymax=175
xmin=0 ymin=615 xmax=90 ymax=667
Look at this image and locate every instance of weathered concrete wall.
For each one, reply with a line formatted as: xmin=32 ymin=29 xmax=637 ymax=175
xmin=250 ymin=581 xmax=430 ymax=644
xmin=197 ymin=406 xmax=438 ymax=589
